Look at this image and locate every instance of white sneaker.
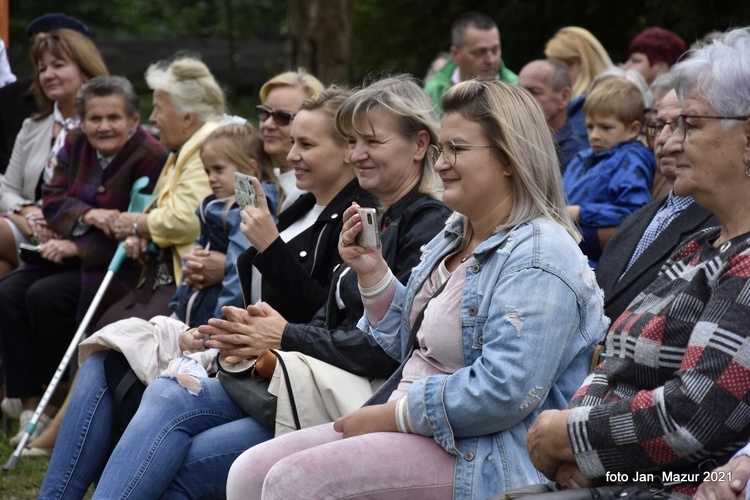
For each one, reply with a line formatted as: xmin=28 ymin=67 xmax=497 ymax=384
xmin=9 ymin=410 xmax=51 ymax=447
xmin=1 ymin=398 xmax=22 ymax=420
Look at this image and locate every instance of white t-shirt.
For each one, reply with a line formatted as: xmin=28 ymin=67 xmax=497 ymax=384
xmin=275 ymin=168 xmax=307 ymax=213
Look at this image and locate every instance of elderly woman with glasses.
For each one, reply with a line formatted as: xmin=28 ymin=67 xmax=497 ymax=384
xmin=225 ymin=80 xmax=607 ymax=499
xmin=526 ymin=27 xmax=750 ymax=497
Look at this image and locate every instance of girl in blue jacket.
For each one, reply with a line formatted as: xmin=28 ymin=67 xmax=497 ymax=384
xmin=170 ymin=121 xmax=279 ymax=327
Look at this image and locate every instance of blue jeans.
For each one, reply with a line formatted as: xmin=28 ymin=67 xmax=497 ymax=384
xmin=38 ymin=352 xmax=273 ymax=499
xmin=40 ymin=352 xmax=115 ymax=499
xmin=92 ymin=373 xmax=273 ymax=499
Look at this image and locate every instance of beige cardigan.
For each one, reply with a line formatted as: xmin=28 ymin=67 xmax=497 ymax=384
xmin=0 ymin=114 xmax=54 ymax=212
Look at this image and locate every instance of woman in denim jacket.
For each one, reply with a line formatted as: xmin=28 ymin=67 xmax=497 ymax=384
xmin=227 ymin=80 xmax=608 ymax=499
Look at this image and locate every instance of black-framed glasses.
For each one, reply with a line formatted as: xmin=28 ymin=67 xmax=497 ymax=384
xmin=428 ymin=140 xmax=492 ymax=167
xmin=677 ymin=114 xmax=749 ymax=141
xmin=645 ymin=121 xmax=678 ymax=138
xmin=256 ymin=105 xmax=295 ymax=126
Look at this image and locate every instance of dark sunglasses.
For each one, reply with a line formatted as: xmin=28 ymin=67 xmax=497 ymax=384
xmin=256 ymin=105 xmax=295 ymax=126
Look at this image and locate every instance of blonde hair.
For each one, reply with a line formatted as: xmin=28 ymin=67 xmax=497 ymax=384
xmin=259 ymin=69 xmax=324 ymax=103
xmin=583 ymin=78 xmax=644 ymax=126
xmin=201 ymin=123 xmax=278 ymax=208
xmin=202 ymin=122 xmax=274 ymax=179
xmin=545 ymin=27 xmax=614 ymax=98
xmin=442 ymin=80 xmax=580 ymax=242
xmin=30 ymin=28 xmax=108 ymax=118
xmin=145 ymin=55 xmax=225 ymax=122
xmin=299 ymin=86 xmax=352 ymax=145
xmin=334 ymin=75 xmax=443 ymax=201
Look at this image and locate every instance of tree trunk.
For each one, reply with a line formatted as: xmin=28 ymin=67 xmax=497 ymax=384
xmin=287 ymin=0 xmax=353 ymax=85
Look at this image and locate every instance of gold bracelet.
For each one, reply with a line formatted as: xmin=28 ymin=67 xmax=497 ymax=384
xmin=132 ymin=216 xmax=139 ymax=236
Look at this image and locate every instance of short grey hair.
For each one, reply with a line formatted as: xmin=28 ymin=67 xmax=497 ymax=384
xmin=451 ymin=12 xmax=497 ymax=48
xmin=76 ymin=75 xmax=140 ymax=118
xmin=546 ymin=59 xmax=572 ymax=91
xmin=673 ymin=27 xmax=750 ymax=118
xmin=649 ymin=71 xmax=675 ymax=104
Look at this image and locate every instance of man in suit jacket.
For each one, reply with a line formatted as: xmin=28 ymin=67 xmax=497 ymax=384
xmin=596 ymin=88 xmax=716 ymax=322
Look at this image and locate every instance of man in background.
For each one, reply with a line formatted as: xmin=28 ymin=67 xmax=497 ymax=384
xmin=518 ymin=59 xmax=587 ymax=172
xmin=423 ymin=11 xmax=517 ymax=113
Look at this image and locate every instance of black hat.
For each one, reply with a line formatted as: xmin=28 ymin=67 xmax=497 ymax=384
xmin=25 ymin=13 xmax=91 ymax=40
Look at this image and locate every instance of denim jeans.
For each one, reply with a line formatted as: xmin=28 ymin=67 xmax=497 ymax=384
xmin=39 ymin=353 xmax=273 ymax=500
xmin=40 ymin=352 xmax=115 ymax=499
xmin=92 ymin=374 xmax=273 ymax=499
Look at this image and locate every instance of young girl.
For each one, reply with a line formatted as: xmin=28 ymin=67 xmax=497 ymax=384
xmin=170 ymin=121 xmax=279 ymax=327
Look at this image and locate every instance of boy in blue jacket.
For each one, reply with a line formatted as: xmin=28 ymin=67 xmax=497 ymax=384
xmin=563 ymin=78 xmax=656 ymax=269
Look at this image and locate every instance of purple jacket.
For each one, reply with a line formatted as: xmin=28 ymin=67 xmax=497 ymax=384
xmin=42 ymin=126 xmax=167 ymax=320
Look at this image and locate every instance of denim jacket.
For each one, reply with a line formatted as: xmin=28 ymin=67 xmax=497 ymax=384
xmin=360 ymin=215 xmax=608 ymax=498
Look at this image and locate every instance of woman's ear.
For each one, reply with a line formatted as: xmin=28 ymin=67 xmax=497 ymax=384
xmin=413 ymin=130 xmax=430 ymax=162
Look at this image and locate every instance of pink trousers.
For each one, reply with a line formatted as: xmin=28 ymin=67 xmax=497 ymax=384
xmin=226 ymin=423 xmax=456 ymax=499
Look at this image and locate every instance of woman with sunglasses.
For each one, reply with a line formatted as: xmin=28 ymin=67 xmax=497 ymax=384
xmin=524 ymin=27 xmax=750 ymax=497
xmin=227 ymin=80 xmax=607 ymax=499
xmin=256 ymin=70 xmax=324 ymax=212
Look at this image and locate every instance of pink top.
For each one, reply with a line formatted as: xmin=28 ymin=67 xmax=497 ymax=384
xmin=363 ymin=253 xmax=477 ymax=432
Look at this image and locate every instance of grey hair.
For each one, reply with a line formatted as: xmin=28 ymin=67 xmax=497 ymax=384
xmin=145 ymin=55 xmax=225 ymax=122
xmin=649 ymin=71 xmax=675 ymax=104
xmin=673 ymin=27 xmax=750 ymax=118
xmin=335 ymin=74 xmax=443 ymax=200
xmin=546 ymin=59 xmax=573 ymax=91
xmin=451 ymin=12 xmax=498 ymax=48
xmin=76 ymin=75 xmax=140 ymax=118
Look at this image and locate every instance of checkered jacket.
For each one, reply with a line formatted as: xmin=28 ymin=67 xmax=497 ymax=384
xmin=567 ymin=226 xmax=750 ymax=497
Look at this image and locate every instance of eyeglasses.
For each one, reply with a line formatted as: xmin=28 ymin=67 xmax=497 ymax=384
xmin=645 ymin=121 xmax=678 ymax=138
xmin=676 ymin=114 xmax=749 ymax=141
xmin=256 ymin=105 xmax=295 ymax=126
xmin=428 ymin=140 xmax=492 ymax=167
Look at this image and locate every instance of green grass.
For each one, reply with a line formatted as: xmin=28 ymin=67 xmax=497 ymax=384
xmin=0 ymin=421 xmax=93 ymax=499
xmin=0 ymin=423 xmax=50 ymax=499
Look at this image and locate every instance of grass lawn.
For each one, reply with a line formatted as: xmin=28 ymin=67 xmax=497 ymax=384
xmin=0 ymin=421 xmax=93 ymax=499
xmin=0 ymin=423 xmax=50 ymax=499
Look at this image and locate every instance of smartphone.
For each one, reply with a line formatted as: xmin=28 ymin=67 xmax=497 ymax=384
xmin=234 ymin=172 xmax=257 ymax=208
xmin=356 ymin=207 xmax=381 ymax=249
xmin=18 ymin=242 xmax=42 ymax=263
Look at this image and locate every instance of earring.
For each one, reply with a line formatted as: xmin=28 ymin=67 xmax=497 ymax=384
xmin=746 ymin=158 xmax=750 ymax=177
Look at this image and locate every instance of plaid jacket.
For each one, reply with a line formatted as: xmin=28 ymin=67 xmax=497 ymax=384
xmin=567 ymin=226 xmax=750 ymax=497
xmin=42 ymin=126 xmax=167 ymax=320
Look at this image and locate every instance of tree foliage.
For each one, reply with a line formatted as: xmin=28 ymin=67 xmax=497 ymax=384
xmin=7 ymin=0 xmax=750 ymax=87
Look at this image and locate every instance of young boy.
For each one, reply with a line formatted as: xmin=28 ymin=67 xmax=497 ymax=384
xmin=563 ymin=78 xmax=656 ymax=269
